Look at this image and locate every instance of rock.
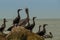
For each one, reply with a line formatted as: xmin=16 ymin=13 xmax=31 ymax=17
xmin=0 ymin=32 xmax=7 ymax=40
xmin=6 ymin=26 xmax=45 ymax=40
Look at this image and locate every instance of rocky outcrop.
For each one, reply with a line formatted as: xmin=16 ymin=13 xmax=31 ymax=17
xmin=6 ymin=26 xmax=45 ymax=40
xmin=0 ymin=32 xmax=7 ymax=40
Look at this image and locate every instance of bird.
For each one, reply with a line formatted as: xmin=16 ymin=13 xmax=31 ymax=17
xmin=13 ymin=9 xmax=22 ymax=26
xmin=25 ymin=17 xmax=36 ymax=32
xmin=7 ymin=9 xmax=22 ymax=31
xmin=0 ymin=18 xmax=7 ymax=32
xmin=43 ymin=32 xmax=53 ymax=38
xmin=36 ymin=24 xmax=48 ymax=36
xmin=18 ymin=8 xmax=30 ymax=27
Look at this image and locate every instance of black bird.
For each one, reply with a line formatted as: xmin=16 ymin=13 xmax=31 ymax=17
xmin=7 ymin=9 xmax=22 ymax=31
xmin=0 ymin=18 xmax=7 ymax=32
xmin=36 ymin=24 xmax=48 ymax=36
xmin=13 ymin=9 xmax=22 ymax=26
xmin=25 ymin=17 xmax=36 ymax=32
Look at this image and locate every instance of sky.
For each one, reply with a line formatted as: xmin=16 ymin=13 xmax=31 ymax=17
xmin=0 ymin=0 xmax=60 ymax=19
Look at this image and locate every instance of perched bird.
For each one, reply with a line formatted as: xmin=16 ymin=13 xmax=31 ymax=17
xmin=36 ymin=24 xmax=48 ymax=36
xmin=18 ymin=8 xmax=30 ymax=26
xmin=13 ymin=9 xmax=22 ymax=26
xmin=0 ymin=18 xmax=7 ymax=32
xmin=7 ymin=9 xmax=22 ymax=31
xmin=25 ymin=17 xmax=36 ymax=32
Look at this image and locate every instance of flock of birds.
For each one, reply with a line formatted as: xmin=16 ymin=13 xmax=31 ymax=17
xmin=0 ymin=8 xmax=53 ymax=39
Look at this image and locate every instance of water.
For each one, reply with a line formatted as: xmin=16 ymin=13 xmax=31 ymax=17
xmin=0 ymin=19 xmax=60 ymax=40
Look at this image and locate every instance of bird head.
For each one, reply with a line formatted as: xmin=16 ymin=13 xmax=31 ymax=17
xmin=4 ymin=18 xmax=7 ymax=22
xmin=33 ymin=17 xmax=37 ymax=20
xmin=25 ymin=8 xmax=29 ymax=14
xmin=17 ymin=9 xmax=22 ymax=12
xmin=43 ymin=24 xmax=48 ymax=27
xmin=49 ymin=32 xmax=52 ymax=35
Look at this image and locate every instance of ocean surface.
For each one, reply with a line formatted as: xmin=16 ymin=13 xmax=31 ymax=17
xmin=0 ymin=19 xmax=60 ymax=40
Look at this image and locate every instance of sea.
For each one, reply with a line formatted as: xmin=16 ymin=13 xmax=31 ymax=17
xmin=0 ymin=19 xmax=60 ymax=40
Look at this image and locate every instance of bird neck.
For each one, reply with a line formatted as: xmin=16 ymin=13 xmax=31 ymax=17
xmin=43 ymin=26 xmax=46 ymax=33
xmin=25 ymin=9 xmax=30 ymax=23
xmin=25 ymin=9 xmax=29 ymax=18
xmin=39 ymin=26 xmax=40 ymax=32
xmin=17 ymin=11 xmax=20 ymax=19
xmin=26 ymin=13 xmax=30 ymax=24
xmin=26 ymin=13 xmax=29 ymax=19
xmin=33 ymin=19 xmax=35 ymax=25
xmin=3 ymin=21 xmax=6 ymax=27
xmin=25 ymin=8 xmax=29 ymax=19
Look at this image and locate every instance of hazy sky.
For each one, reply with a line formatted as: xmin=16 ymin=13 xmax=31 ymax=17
xmin=0 ymin=0 xmax=60 ymax=19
